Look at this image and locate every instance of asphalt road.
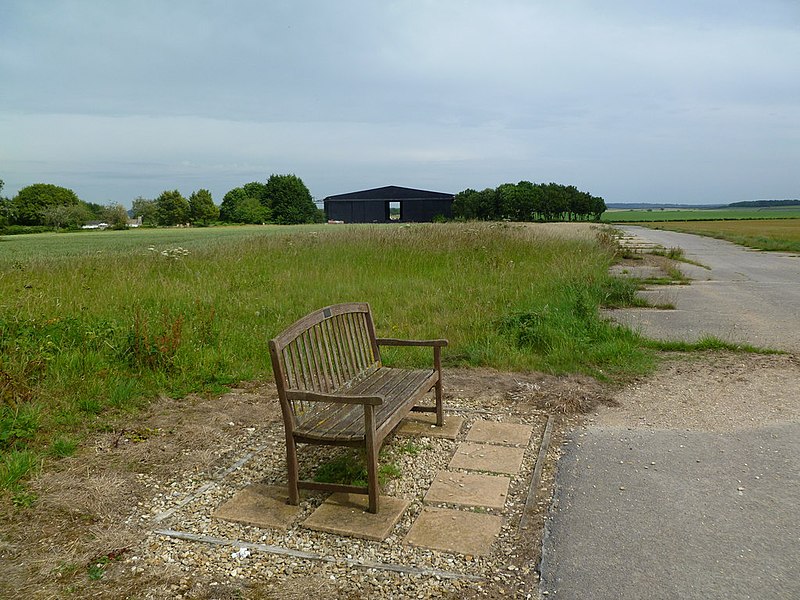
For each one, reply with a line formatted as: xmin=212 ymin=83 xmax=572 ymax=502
xmin=539 ymin=227 xmax=800 ymax=599
xmin=605 ymin=225 xmax=800 ymax=352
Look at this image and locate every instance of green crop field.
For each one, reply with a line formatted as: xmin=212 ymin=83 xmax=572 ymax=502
xmin=603 ymin=206 xmax=800 ymax=222
xmin=643 ymin=219 xmax=800 ymax=252
xmin=1 ymin=222 xmax=656 ymax=494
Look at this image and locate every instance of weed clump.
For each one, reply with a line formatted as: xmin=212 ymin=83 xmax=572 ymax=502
xmin=125 ymin=309 xmax=184 ymax=370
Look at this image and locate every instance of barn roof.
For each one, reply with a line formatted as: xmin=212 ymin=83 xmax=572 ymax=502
xmin=324 ymin=185 xmax=454 ymax=202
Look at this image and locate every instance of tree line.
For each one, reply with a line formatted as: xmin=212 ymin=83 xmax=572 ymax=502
xmin=453 ymin=181 xmax=606 ymax=222
xmin=0 ymin=174 xmax=322 ymax=231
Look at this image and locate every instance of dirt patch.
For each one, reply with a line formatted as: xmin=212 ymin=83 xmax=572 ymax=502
xmin=0 ymin=369 xmax=604 ymax=599
xmin=593 ymin=352 xmax=800 ymax=431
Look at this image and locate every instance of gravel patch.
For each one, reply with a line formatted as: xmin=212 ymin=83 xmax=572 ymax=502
xmin=127 ymin=396 xmax=550 ymax=599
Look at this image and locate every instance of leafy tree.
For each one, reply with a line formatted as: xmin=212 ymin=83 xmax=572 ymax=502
xmin=155 ymin=190 xmax=190 ymax=226
xmin=590 ymin=196 xmax=607 ymax=221
xmin=452 ymin=188 xmax=479 ymax=220
xmin=103 ymin=203 xmax=130 ymax=229
xmin=0 ymin=179 xmax=9 ymax=227
xmin=219 ymin=182 xmax=270 ymax=223
xmin=515 ymin=180 xmax=541 ymax=221
xmin=265 ymin=174 xmax=318 ymax=225
xmin=40 ymin=203 xmax=92 ymax=230
xmin=496 ymin=183 xmax=518 ymax=220
xmin=131 ymin=197 xmax=158 ymax=226
xmin=454 ymin=181 xmax=606 ymax=222
xmin=83 ymin=201 xmax=105 ymax=220
xmin=188 ymin=189 xmax=219 ymax=225
xmin=235 ymin=196 xmax=271 ymax=223
xmin=11 ymin=183 xmax=81 ymax=225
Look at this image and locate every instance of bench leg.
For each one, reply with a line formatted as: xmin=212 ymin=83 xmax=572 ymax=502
xmin=364 ymin=406 xmax=379 ymax=514
xmin=286 ymin=436 xmax=300 ymax=506
xmin=434 ymin=346 xmax=444 ymax=427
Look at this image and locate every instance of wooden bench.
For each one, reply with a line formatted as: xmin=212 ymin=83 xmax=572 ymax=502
xmin=268 ymin=302 xmax=447 ymax=513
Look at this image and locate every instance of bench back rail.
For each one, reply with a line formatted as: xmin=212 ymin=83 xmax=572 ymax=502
xmin=269 ymin=302 xmax=380 ymax=429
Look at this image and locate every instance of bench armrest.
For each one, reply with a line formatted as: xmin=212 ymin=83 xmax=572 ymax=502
xmin=375 ymin=338 xmax=448 ymax=347
xmin=285 ymin=389 xmax=384 ymax=406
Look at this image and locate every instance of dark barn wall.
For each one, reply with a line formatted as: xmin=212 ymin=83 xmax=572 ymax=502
xmin=324 ymin=187 xmax=454 ymax=223
xmin=361 ymin=200 xmax=387 ymax=223
xmin=325 ymin=200 xmax=352 ymax=222
xmin=402 ymin=199 xmax=453 ymax=222
xmin=325 ymin=200 xmax=388 ymax=223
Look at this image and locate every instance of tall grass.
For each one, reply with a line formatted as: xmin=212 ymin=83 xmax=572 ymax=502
xmin=0 ymin=222 xmax=652 ymax=491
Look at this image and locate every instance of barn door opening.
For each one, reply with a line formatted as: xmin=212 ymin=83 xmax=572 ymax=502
xmin=389 ymin=201 xmax=401 ymax=221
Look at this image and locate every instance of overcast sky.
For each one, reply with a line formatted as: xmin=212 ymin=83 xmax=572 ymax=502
xmin=1 ymin=0 xmax=799 ymax=206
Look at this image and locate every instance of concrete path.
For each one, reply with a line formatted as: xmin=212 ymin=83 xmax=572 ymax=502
xmin=606 ymin=225 xmax=800 ymax=352
xmin=540 ymin=227 xmax=800 ymax=599
xmin=541 ymin=423 xmax=800 ymax=599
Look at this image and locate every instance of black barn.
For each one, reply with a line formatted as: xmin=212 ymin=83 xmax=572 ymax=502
xmin=323 ymin=185 xmax=454 ymax=223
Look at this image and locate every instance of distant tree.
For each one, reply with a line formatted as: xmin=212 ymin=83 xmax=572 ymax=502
xmin=40 ymin=203 xmax=92 ymax=230
xmin=188 ymin=189 xmax=219 ymax=225
xmin=11 ymin=183 xmax=81 ymax=225
xmin=131 ymin=197 xmax=158 ymax=226
xmin=103 ymin=203 xmax=130 ymax=229
xmin=219 ymin=182 xmax=270 ymax=223
xmin=235 ymin=196 xmax=271 ymax=223
xmin=475 ymin=188 xmax=500 ymax=220
xmin=452 ymin=188 xmax=479 ymax=220
xmin=515 ymin=180 xmax=540 ymax=221
xmin=454 ymin=181 xmax=605 ymax=222
xmin=496 ymin=183 xmax=518 ymax=220
xmin=590 ymin=195 xmax=607 ymax=221
xmin=265 ymin=174 xmax=318 ymax=225
xmin=155 ymin=190 xmax=190 ymax=226
xmin=83 ymin=201 xmax=105 ymax=220
xmin=0 ymin=179 xmax=9 ymax=227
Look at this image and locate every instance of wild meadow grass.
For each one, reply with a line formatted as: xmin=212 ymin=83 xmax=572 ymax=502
xmin=0 ymin=222 xmax=651 ymax=493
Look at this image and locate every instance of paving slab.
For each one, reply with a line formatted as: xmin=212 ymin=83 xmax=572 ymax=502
xmin=405 ymin=506 xmax=503 ymax=556
xmin=449 ymin=441 xmax=526 ymax=475
xmin=396 ymin=413 xmax=464 ymax=439
xmin=425 ymin=470 xmax=510 ymax=510
xmin=466 ymin=420 xmax=533 ymax=446
xmin=212 ymin=483 xmax=301 ymax=530
xmin=302 ymin=493 xmax=409 ymax=542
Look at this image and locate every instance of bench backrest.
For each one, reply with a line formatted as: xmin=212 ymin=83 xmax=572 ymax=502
xmin=269 ymin=303 xmax=381 ymax=425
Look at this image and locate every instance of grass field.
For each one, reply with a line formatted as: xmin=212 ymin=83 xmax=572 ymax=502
xmin=603 ymin=206 xmax=800 ymax=222
xmin=1 ymin=222 xmax=654 ymax=495
xmin=642 ymin=219 xmax=800 ymax=252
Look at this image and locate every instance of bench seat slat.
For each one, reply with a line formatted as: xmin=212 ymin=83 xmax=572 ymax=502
xmin=294 ymin=368 xmax=435 ymax=442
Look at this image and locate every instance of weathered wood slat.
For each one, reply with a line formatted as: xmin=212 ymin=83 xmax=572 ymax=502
xmin=269 ymin=303 xmax=447 ymax=513
xmin=293 ymin=369 xmax=435 ymax=442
